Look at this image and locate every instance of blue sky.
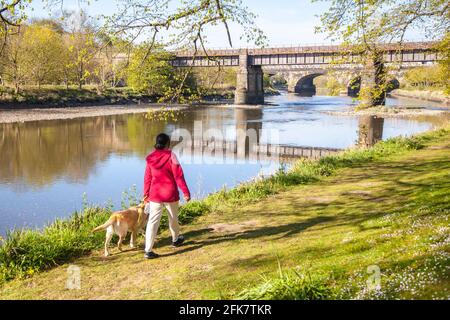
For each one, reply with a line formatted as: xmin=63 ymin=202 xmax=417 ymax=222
xmin=26 ymin=0 xmax=427 ymax=48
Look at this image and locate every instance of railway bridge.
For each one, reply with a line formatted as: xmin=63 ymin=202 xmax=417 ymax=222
xmin=173 ymin=42 xmax=438 ymax=104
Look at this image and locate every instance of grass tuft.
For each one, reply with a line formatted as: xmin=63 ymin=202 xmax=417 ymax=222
xmin=237 ymin=263 xmax=332 ymax=300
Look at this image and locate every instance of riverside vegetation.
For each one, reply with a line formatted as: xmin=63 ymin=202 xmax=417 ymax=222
xmin=0 ymin=126 xmax=449 ymax=299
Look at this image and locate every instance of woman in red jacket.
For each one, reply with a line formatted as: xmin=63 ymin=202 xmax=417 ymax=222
xmin=143 ymin=133 xmax=191 ymax=259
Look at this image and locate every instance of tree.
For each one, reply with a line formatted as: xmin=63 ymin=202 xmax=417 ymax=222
xmin=1 ymin=0 xmax=29 ymax=86
xmin=31 ymin=17 xmax=65 ymax=34
xmin=1 ymin=25 xmax=27 ymax=93
xmin=127 ymin=45 xmax=177 ymax=97
xmin=61 ymin=10 xmax=97 ymax=89
xmin=191 ymin=67 xmax=237 ymax=90
xmin=315 ymin=0 xmax=450 ymax=106
xmin=1 ymin=0 xmax=29 ymax=55
xmin=21 ymin=24 xmax=66 ymax=87
xmin=435 ymin=32 xmax=450 ymax=94
xmin=92 ymin=33 xmax=128 ymax=92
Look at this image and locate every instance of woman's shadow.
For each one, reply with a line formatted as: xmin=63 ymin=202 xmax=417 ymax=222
xmin=156 ymin=215 xmax=333 ymax=258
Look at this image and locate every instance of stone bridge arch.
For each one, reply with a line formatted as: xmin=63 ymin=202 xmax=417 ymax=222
xmin=287 ymin=70 xmax=327 ymax=95
xmin=386 ymin=78 xmax=400 ymax=93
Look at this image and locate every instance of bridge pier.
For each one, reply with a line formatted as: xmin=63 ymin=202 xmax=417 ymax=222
xmin=235 ymin=50 xmax=264 ymax=105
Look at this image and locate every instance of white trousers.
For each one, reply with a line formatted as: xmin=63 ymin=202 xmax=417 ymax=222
xmin=144 ymin=201 xmax=180 ymax=252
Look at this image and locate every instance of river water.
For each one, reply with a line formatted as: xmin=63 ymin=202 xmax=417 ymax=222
xmin=0 ymin=93 xmax=447 ymax=235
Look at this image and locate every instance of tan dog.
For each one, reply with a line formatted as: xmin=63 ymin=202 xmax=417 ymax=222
xmin=93 ymin=203 xmax=148 ymax=257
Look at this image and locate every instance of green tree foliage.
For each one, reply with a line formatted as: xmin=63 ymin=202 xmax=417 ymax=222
xmin=434 ymin=32 xmax=450 ymax=94
xmin=21 ymin=24 xmax=66 ymax=87
xmin=316 ymin=0 xmax=449 ymax=46
xmin=1 ymin=25 xmax=27 ymax=93
xmin=62 ymin=10 xmax=97 ymax=89
xmin=192 ymin=67 xmax=237 ymax=90
xmin=0 ymin=1 xmax=30 ymax=52
xmin=126 ymin=45 xmax=177 ymax=97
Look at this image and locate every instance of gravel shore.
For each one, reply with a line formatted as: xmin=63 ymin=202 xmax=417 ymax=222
xmin=323 ymin=106 xmax=449 ymax=118
xmin=0 ymin=104 xmax=190 ymax=124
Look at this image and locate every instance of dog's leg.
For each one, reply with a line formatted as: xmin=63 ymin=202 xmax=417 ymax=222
xmin=117 ymin=234 xmax=124 ymax=252
xmin=104 ymin=227 xmax=114 ymax=257
xmin=130 ymin=232 xmax=136 ymax=249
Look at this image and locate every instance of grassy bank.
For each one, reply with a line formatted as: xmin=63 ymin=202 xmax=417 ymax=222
xmin=0 ymin=126 xmax=449 ymax=299
xmin=0 ymin=86 xmax=157 ymax=108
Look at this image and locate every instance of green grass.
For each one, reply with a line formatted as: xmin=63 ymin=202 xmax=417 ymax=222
xmin=0 ymin=126 xmax=449 ymax=299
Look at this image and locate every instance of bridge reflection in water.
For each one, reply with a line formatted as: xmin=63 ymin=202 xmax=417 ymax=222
xmin=172 ymin=109 xmax=385 ymax=164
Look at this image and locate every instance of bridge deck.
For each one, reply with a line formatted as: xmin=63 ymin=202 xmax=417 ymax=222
xmin=172 ymin=42 xmax=438 ymax=67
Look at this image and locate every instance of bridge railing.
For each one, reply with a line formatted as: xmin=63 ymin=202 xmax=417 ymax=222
xmin=174 ymin=41 xmax=437 ymax=57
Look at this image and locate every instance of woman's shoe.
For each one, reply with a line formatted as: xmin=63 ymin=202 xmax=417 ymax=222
xmin=144 ymin=251 xmax=159 ymax=259
xmin=172 ymin=235 xmax=185 ymax=247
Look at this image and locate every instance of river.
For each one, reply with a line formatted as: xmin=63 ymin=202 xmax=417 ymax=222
xmin=0 ymin=93 xmax=448 ymax=235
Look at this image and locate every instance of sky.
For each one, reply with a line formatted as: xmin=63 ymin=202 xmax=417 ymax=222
xmin=26 ymin=0 xmax=428 ymax=48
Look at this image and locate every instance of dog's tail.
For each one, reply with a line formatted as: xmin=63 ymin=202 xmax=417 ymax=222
xmin=92 ymin=215 xmax=117 ymax=233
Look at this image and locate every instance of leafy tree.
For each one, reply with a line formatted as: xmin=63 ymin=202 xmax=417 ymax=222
xmin=0 ymin=0 xmax=29 ymax=55
xmin=61 ymin=10 xmax=97 ymax=89
xmin=192 ymin=67 xmax=237 ymax=90
xmin=127 ymin=45 xmax=177 ymax=97
xmin=434 ymin=32 xmax=450 ymax=94
xmin=92 ymin=33 xmax=128 ymax=92
xmin=1 ymin=25 xmax=27 ymax=93
xmin=21 ymin=24 xmax=66 ymax=87
xmin=30 ymin=17 xmax=64 ymax=34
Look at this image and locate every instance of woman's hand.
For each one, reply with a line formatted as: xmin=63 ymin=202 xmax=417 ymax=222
xmin=184 ymin=195 xmax=191 ymax=202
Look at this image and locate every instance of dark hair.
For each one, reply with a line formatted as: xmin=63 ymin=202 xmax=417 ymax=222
xmin=155 ymin=133 xmax=170 ymax=150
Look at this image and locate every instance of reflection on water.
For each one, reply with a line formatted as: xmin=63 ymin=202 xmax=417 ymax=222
xmin=0 ymin=93 xmax=447 ymax=234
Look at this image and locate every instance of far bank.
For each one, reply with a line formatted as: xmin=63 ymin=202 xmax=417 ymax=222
xmin=389 ymin=89 xmax=449 ymax=105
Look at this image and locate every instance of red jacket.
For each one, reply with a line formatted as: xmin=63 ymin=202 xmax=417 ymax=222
xmin=143 ymin=149 xmax=190 ymax=203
